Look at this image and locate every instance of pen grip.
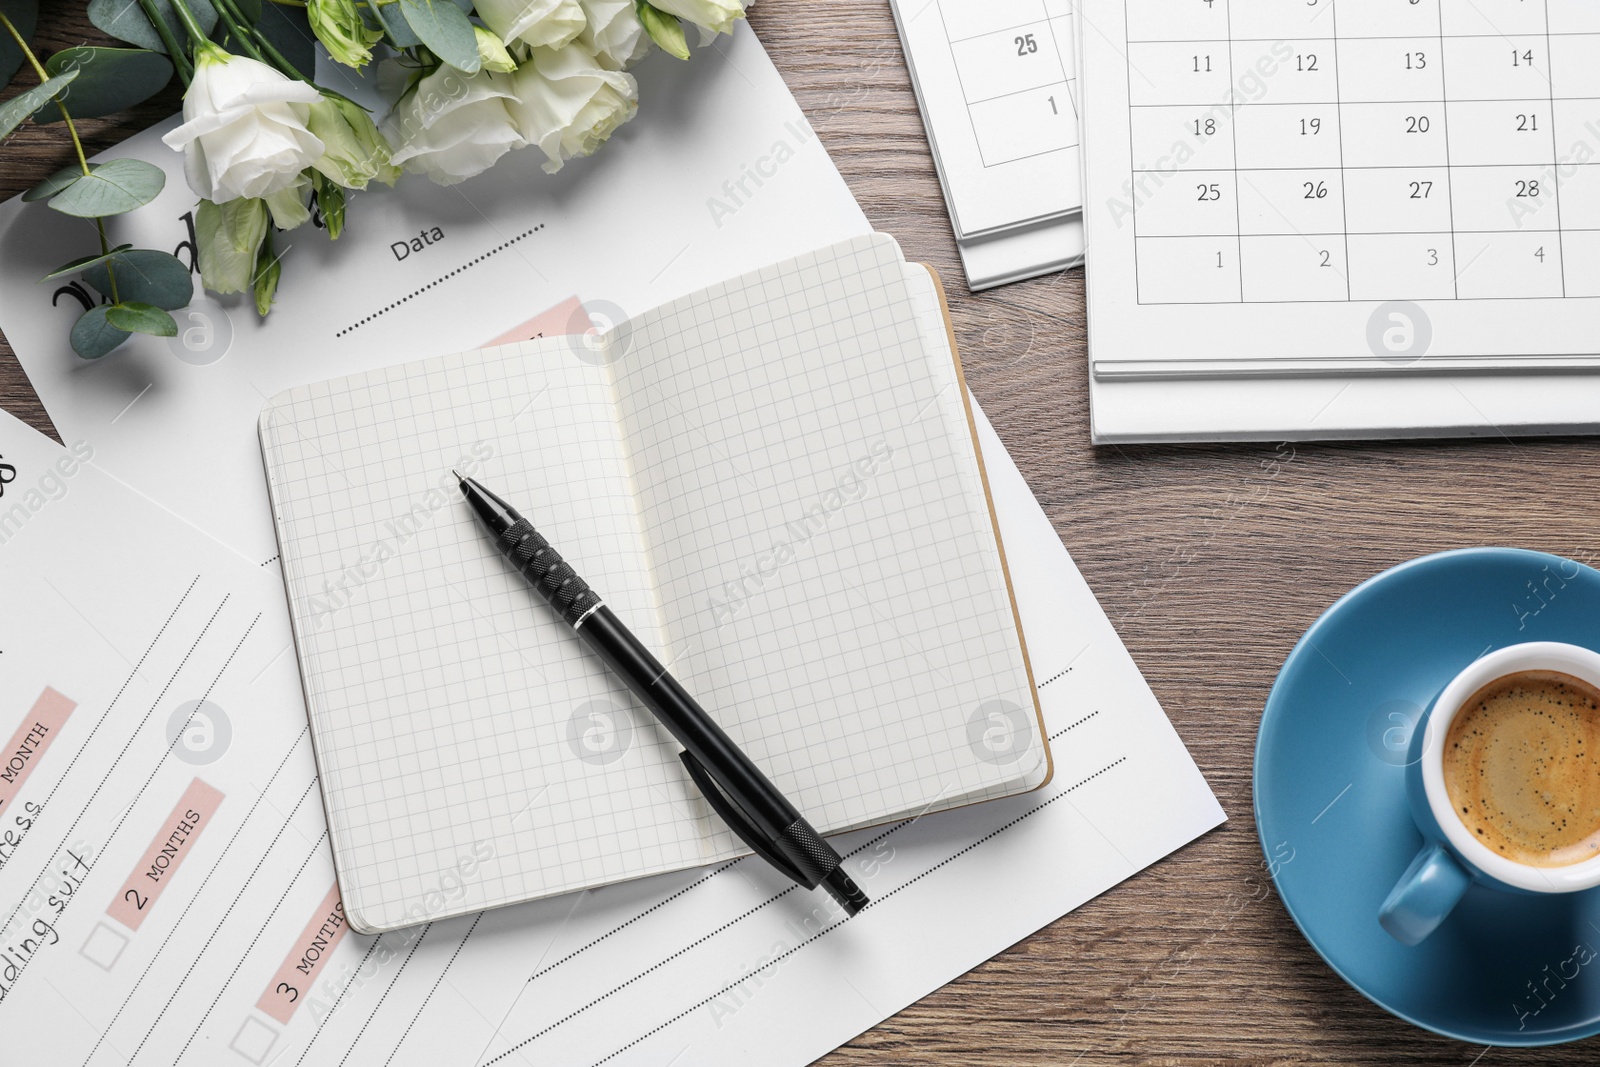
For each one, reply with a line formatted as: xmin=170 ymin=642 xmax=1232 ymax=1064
xmin=498 ymin=519 xmax=601 ymax=626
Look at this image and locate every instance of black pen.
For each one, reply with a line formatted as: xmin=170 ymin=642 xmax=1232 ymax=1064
xmin=455 ymin=473 xmax=869 ymax=916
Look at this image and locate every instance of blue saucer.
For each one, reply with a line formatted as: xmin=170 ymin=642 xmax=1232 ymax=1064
xmin=1255 ymin=548 xmax=1600 ymax=1046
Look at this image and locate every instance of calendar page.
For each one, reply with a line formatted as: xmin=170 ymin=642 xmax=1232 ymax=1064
xmin=893 ymin=0 xmax=1081 ymax=238
xmin=1078 ymin=0 xmax=1600 ymax=377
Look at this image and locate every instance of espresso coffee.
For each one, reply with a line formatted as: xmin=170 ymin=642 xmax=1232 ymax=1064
xmin=1442 ymin=670 xmax=1600 ymax=868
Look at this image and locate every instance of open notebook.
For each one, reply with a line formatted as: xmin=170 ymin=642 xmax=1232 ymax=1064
xmin=259 ymin=234 xmax=1050 ymax=933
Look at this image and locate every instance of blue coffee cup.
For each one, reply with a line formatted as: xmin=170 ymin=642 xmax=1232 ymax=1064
xmin=1379 ymin=641 xmax=1600 ymax=946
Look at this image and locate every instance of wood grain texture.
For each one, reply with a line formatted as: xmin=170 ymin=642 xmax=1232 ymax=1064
xmin=3 ymin=1 xmax=1598 ymax=1062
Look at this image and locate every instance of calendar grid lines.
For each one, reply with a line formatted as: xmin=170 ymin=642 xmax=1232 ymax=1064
xmin=1541 ymin=0 xmax=1568 ymax=296
xmin=1327 ymin=0 xmax=1351 ymax=299
xmin=1434 ymin=0 xmax=1461 ymax=298
xmin=933 ymin=1 xmax=989 ymax=172
xmin=1122 ymin=0 xmax=1600 ymax=306
xmin=893 ymin=0 xmax=1083 ymax=239
xmin=1224 ymin=0 xmax=1243 ymax=299
xmin=946 ymin=16 xmax=1058 ymax=46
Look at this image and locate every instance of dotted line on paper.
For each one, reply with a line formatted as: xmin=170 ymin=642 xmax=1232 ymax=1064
xmin=30 ymin=574 xmax=198 ymax=820
xmin=126 ymin=768 xmax=314 ymax=1064
xmin=855 ymin=757 xmax=1129 ymax=908
xmin=483 ymin=887 xmax=800 ymax=1064
xmin=578 ymin=757 xmax=1131 ymax=1067
xmin=0 ymin=590 xmax=231 ymax=963
xmin=528 ymin=858 xmax=748 ymax=983
xmin=384 ymin=912 xmax=483 ymax=1067
xmin=335 ymin=225 xmax=544 ymax=338
xmin=294 ymin=928 xmax=386 ymax=1066
xmin=1038 ymin=665 xmax=1074 ymax=688
xmin=336 ymin=919 xmax=431 ymax=1067
xmin=170 ymin=829 xmax=330 ymax=1066
xmin=1050 ymin=709 xmax=1100 ymax=741
xmin=521 ymin=814 xmax=924 ymax=988
xmin=484 ymin=756 xmax=1131 ymax=1067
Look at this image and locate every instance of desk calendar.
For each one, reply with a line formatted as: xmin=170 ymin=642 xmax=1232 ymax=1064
xmin=892 ymin=0 xmax=1086 ymax=289
xmin=1079 ymin=0 xmax=1600 ymax=381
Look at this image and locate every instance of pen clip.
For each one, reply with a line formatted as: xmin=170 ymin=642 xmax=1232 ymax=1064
xmin=679 ymin=751 xmax=810 ymax=887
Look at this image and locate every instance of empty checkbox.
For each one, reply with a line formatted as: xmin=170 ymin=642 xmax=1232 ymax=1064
xmin=229 ymin=1015 xmax=280 ymax=1065
xmin=78 ymin=923 xmax=129 ymax=971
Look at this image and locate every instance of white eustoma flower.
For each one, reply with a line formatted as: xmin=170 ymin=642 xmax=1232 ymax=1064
xmin=649 ymin=0 xmax=745 ymax=37
xmin=382 ymin=67 xmax=525 ymax=185
xmin=473 ymin=0 xmax=585 ymax=50
xmin=508 ymin=43 xmax=638 ymax=174
xmin=577 ymin=0 xmax=651 ymax=70
xmin=162 ymin=45 xmax=326 ymax=203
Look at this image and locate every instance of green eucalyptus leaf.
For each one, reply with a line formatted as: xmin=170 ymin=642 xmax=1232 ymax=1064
xmin=396 ymin=0 xmax=478 ymax=72
xmin=0 ymin=0 xmax=39 ymax=86
xmin=105 ymin=301 xmax=178 ymax=336
xmin=47 ymin=157 xmax=166 ymax=218
xmin=83 ymin=249 xmax=194 ymax=309
xmin=0 ymin=70 xmax=77 ymax=142
xmin=88 ymin=0 xmax=217 ymax=54
xmin=42 ymin=243 xmax=134 ymax=281
xmin=70 ymin=305 xmax=131 ymax=359
xmin=368 ymin=1 xmax=418 ymax=47
xmin=23 ymin=164 xmax=81 ymax=202
xmin=32 ymin=47 xmax=173 ymax=123
xmin=255 ymin=1 xmax=316 ymax=77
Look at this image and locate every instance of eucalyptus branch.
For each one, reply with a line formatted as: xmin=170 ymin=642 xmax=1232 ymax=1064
xmin=0 ymin=9 xmax=120 ymax=301
xmin=0 ymin=11 xmax=45 ymax=82
xmin=93 ymin=219 xmax=122 ymax=303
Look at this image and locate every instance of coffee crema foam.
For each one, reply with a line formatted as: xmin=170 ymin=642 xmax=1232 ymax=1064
xmin=1443 ymin=670 xmax=1600 ymax=868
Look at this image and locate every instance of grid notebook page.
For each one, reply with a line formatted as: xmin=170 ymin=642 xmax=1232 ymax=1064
xmin=608 ymin=234 xmax=1047 ymax=840
xmin=260 ymin=339 xmax=710 ymax=932
xmin=1078 ymin=0 xmax=1600 ymax=377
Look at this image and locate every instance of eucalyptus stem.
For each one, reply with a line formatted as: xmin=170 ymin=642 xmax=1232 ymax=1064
xmin=93 ymin=220 xmax=122 ymax=303
xmin=0 ymin=9 xmax=121 ymax=301
xmin=134 ymin=0 xmax=194 ymax=82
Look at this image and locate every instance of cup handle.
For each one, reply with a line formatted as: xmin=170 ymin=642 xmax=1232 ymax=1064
xmin=1379 ymin=843 xmax=1472 ymax=945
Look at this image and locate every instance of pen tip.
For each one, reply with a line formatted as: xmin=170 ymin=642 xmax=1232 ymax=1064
xmin=451 ymin=469 xmax=464 ymax=482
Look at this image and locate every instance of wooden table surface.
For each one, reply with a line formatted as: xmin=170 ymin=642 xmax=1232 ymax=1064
xmin=4 ymin=1 xmax=1599 ymax=1063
